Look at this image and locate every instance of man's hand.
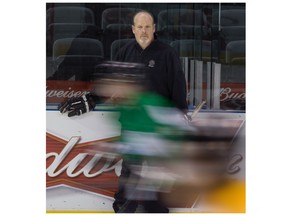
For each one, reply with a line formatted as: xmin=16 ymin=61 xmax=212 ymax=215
xmin=58 ymin=93 xmax=98 ymax=117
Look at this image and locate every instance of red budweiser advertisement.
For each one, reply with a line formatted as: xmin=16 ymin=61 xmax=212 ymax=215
xmin=46 ymin=80 xmax=245 ymax=213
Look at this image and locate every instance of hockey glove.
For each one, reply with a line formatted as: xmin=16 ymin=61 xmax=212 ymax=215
xmin=58 ymin=93 xmax=99 ymax=117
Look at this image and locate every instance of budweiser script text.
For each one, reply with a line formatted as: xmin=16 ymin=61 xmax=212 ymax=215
xmin=46 ymin=136 xmax=243 ymax=178
xmin=46 ymin=87 xmax=90 ymax=99
xmin=220 ymin=87 xmax=245 ymax=101
xmin=47 ymin=136 xmax=122 ymax=178
xmin=46 ymin=87 xmax=245 ymax=101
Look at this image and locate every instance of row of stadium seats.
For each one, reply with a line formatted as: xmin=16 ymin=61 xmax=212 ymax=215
xmin=46 ymin=37 xmax=244 ymax=83
xmin=46 ymin=6 xmax=245 ymax=58
xmin=52 ymin=37 xmax=245 ymax=66
xmin=47 ymin=6 xmax=245 ymax=29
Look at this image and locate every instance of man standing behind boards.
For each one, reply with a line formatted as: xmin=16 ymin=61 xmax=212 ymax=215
xmin=114 ymin=10 xmax=188 ymax=111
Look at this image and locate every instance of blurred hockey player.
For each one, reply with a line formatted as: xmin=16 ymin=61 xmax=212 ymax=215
xmin=58 ymin=61 xmax=240 ymax=213
xmin=58 ymin=61 xmax=181 ymax=212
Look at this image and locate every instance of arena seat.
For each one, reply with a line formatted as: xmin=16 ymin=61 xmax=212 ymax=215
xmin=46 ymin=6 xmax=95 ymax=26
xmin=157 ymin=9 xmax=208 ymax=40
xmin=212 ymin=9 xmax=245 ymax=27
xmin=50 ymin=38 xmax=104 ymax=81
xmin=170 ymin=39 xmax=216 ymax=62
xmin=53 ymin=38 xmax=104 ymax=67
xmin=47 ymin=23 xmax=101 ymax=42
xmin=46 ymin=6 xmax=99 ymax=57
xmin=225 ymin=40 xmax=245 ymax=65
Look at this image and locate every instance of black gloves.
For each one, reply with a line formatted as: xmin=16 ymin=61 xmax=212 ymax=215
xmin=58 ymin=93 xmax=99 ymax=117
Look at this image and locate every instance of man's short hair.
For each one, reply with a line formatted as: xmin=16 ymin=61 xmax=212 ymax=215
xmin=132 ymin=10 xmax=155 ymax=25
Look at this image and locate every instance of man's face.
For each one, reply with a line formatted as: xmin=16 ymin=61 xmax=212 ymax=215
xmin=132 ymin=12 xmax=155 ymax=49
